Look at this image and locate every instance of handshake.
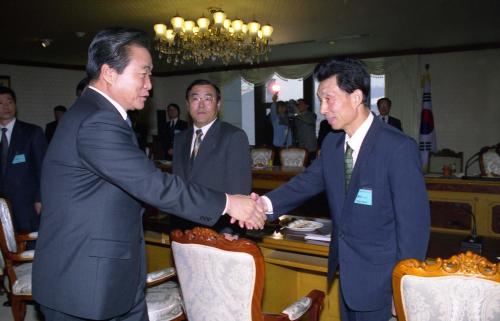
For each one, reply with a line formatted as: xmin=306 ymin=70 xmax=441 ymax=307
xmin=225 ymin=192 xmax=270 ymax=230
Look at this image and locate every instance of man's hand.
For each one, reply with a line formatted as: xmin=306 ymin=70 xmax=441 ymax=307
xmin=250 ymin=192 xmax=269 ymax=212
xmin=225 ymin=194 xmax=266 ymax=229
xmin=272 ymin=93 xmax=278 ymax=102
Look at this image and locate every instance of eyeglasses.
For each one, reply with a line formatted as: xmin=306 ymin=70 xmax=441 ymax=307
xmin=189 ymin=95 xmax=216 ymax=104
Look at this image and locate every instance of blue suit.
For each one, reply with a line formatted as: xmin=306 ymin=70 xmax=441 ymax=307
xmin=266 ymin=118 xmax=430 ymax=312
xmin=0 ymin=120 xmax=47 ymax=232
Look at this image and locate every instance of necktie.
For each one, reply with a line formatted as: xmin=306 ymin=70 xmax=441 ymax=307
xmin=125 ymin=117 xmax=132 ymax=128
xmin=344 ymin=143 xmax=353 ymax=194
xmin=191 ymin=129 xmax=203 ymax=160
xmin=1 ymin=128 xmax=8 ymax=176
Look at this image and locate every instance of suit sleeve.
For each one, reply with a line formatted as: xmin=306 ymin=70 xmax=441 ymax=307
xmin=76 ymin=110 xmax=226 ymax=226
xmin=266 ymin=157 xmax=325 ymax=221
xmin=225 ymin=130 xmax=252 ymax=195
xmin=32 ymin=126 xmax=47 ymax=202
xmin=389 ymin=138 xmax=430 ymax=261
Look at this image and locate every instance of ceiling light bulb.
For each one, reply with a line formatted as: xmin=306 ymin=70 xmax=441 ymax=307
xmin=154 ymin=24 xmax=167 ymax=36
xmin=213 ymin=11 xmax=226 ymax=25
xmin=231 ymin=19 xmax=243 ymax=33
xmin=247 ymin=22 xmax=260 ymax=36
xmin=223 ymin=19 xmax=232 ymax=30
xmin=41 ymin=39 xmax=52 ymax=48
xmin=261 ymin=25 xmax=273 ymax=38
xmin=197 ymin=17 xmax=210 ymax=30
xmin=171 ymin=16 xmax=185 ymax=32
xmin=183 ymin=20 xmax=195 ymax=33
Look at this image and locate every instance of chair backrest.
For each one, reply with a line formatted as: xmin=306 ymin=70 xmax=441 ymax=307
xmin=280 ymin=147 xmax=308 ymax=167
xmin=0 ymin=198 xmax=18 ymax=254
xmin=170 ymin=227 xmax=264 ymax=321
xmin=428 ymin=148 xmax=463 ymax=174
xmin=392 ymin=251 xmax=500 ymax=321
xmin=251 ymin=147 xmax=274 ymax=167
xmin=479 ymin=143 xmax=500 ymax=177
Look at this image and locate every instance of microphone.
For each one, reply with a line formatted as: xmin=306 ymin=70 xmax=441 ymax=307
xmin=459 ymin=210 xmax=482 ymax=255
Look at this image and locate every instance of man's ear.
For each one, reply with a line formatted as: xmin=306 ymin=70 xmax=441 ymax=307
xmin=101 ymin=64 xmax=116 ymax=84
xmin=351 ymin=89 xmax=363 ymax=107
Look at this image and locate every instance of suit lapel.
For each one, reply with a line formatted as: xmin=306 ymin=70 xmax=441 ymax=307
xmin=189 ymin=120 xmax=220 ymax=177
xmin=347 ymin=120 xmax=379 ymax=200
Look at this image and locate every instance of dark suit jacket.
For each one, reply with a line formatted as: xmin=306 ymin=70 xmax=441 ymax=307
xmin=387 ymin=115 xmax=403 ymax=131
xmin=32 ymin=89 xmax=226 ymax=319
xmin=0 ymin=120 xmax=46 ymax=232
xmin=266 ymin=117 xmax=429 ymax=311
xmin=171 ymin=120 xmax=252 ymax=233
xmin=44 ymin=120 xmax=58 ymax=143
xmin=158 ymin=118 xmax=188 ymax=159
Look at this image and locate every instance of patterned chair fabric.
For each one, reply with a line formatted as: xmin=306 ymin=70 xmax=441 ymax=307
xmin=251 ymin=148 xmax=274 ymax=167
xmin=170 ymin=227 xmax=325 ymax=321
xmin=480 ymin=145 xmax=500 ymax=176
xmin=146 ymin=281 xmax=184 ymax=321
xmin=393 ymin=252 xmax=500 ymax=321
xmin=0 ymin=198 xmax=37 ymax=321
xmin=172 ymin=243 xmax=256 ymax=321
xmin=280 ymin=148 xmax=308 ymax=167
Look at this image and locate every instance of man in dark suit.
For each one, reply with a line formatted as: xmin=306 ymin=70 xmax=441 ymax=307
xmin=0 ymin=86 xmax=47 ymax=233
xmin=159 ymin=103 xmax=188 ymax=159
xmin=44 ymin=105 xmax=66 ymax=143
xmin=377 ymin=97 xmax=403 ymax=131
xmin=32 ymin=28 xmax=265 ymax=321
xmin=254 ymin=58 xmax=430 ymax=321
xmin=171 ymin=79 xmax=252 ymax=234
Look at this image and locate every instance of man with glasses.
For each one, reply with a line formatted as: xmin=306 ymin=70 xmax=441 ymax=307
xmin=170 ymin=79 xmax=252 ymax=235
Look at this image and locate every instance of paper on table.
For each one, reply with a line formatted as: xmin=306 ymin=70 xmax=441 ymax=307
xmin=304 ymin=233 xmax=331 ymax=242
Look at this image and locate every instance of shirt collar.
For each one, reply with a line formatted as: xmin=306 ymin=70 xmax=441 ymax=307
xmin=1 ymin=118 xmax=16 ymax=131
xmin=345 ymin=112 xmax=374 ymax=152
xmin=88 ymin=86 xmax=128 ymax=120
xmin=193 ymin=118 xmax=217 ymax=137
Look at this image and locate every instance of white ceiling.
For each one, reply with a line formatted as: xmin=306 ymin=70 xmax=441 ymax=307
xmin=0 ymin=0 xmax=499 ymax=74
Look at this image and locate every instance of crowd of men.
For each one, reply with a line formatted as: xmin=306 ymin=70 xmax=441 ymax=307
xmin=0 ymin=27 xmax=427 ymax=321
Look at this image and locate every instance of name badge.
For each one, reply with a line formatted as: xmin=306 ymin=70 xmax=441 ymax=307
xmin=354 ymin=188 xmax=372 ymax=206
xmin=12 ymin=154 xmax=26 ymax=164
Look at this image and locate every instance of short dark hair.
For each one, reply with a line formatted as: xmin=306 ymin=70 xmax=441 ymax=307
xmin=377 ymin=97 xmax=392 ymax=107
xmin=76 ymin=76 xmax=91 ymax=96
xmin=0 ymin=86 xmax=16 ymax=103
xmin=185 ymin=79 xmax=221 ymax=101
xmin=54 ymin=105 xmax=67 ymax=112
xmin=167 ymin=103 xmax=180 ymax=113
xmin=86 ymin=27 xmax=150 ymax=80
xmin=313 ymin=57 xmax=370 ymax=105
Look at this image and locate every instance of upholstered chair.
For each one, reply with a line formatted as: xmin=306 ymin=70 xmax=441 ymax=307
xmin=0 ymin=198 xmax=37 ymax=321
xmin=170 ymin=227 xmax=325 ymax=321
xmin=280 ymin=148 xmax=308 ymax=167
xmin=145 ymin=266 xmax=185 ymax=321
xmin=251 ymin=147 xmax=275 ymax=167
xmin=392 ymin=251 xmax=500 ymax=321
xmin=479 ymin=143 xmax=500 ymax=176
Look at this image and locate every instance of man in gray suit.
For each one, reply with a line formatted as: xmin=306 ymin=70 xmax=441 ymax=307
xmin=294 ymin=98 xmax=317 ymax=160
xmin=170 ymin=79 xmax=252 ymax=235
xmin=32 ymin=28 xmax=265 ymax=321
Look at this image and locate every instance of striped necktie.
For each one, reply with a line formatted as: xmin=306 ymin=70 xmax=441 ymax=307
xmin=191 ymin=129 xmax=203 ymax=160
xmin=344 ymin=143 xmax=353 ymax=194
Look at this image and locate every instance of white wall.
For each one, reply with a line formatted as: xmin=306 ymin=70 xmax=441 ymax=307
xmin=386 ymin=49 xmax=500 ymax=174
xmin=0 ymin=64 xmax=85 ymax=128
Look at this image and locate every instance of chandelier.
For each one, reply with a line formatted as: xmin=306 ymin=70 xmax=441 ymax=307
xmin=153 ymin=8 xmax=274 ymax=66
